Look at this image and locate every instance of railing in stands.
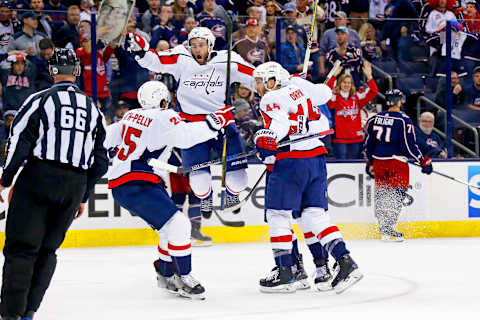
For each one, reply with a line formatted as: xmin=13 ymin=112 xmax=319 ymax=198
xmin=370 ymin=62 xmax=393 ymax=92
xmin=416 ymin=96 xmax=479 ymax=157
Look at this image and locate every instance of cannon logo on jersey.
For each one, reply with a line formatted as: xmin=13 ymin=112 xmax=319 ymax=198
xmin=468 ymin=166 xmax=480 ymax=217
xmin=182 ymin=68 xmax=224 ymax=95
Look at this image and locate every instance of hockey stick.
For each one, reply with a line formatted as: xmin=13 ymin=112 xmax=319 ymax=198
xmin=392 ymin=155 xmax=480 ymax=190
xmin=148 ymin=128 xmax=333 ymax=174
xmin=302 ymin=0 xmax=319 ymax=75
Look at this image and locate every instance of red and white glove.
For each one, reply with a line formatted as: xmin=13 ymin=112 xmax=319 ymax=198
xmin=254 ymin=129 xmax=278 ymax=164
xmin=126 ymin=32 xmax=149 ymax=59
xmin=205 ymin=105 xmax=235 ymax=131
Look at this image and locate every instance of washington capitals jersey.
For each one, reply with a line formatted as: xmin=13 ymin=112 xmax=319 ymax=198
xmin=136 ymin=45 xmax=255 ymax=120
xmin=105 ymin=108 xmax=218 ymax=189
xmin=364 ymin=111 xmax=424 ymax=163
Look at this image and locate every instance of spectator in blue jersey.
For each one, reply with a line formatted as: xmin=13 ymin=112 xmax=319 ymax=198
xmin=150 ymin=5 xmax=176 ymax=49
xmin=279 ymin=26 xmax=306 ymax=74
xmin=43 ymin=0 xmax=68 ymax=22
xmin=466 ymin=66 xmax=480 ymax=110
xmin=415 ymin=112 xmax=447 ymax=159
xmin=434 ymin=71 xmax=466 ymax=110
xmin=26 ymin=37 xmax=54 ymax=90
xmin=197 ymin=0 xmax=227 ymax=50
xmin=170 ymin=16 xmax=195 ymax=47
xmin=140 ymin=0 xmax=161 ymax=34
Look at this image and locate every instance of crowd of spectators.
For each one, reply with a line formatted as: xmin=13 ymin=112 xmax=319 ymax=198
xmin=1 ymin=0 xmax=480 ymax=159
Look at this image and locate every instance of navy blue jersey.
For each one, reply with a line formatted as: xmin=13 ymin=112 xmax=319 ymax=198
xmin=364 ymin=111 xmax=424 ymax=162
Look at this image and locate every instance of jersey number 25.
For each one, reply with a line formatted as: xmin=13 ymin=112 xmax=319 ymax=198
xmin=118 ymin=125 xmax=143 ymax=161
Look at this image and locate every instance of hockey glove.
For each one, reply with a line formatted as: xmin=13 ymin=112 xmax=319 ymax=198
xmin=205 ymin=105 xmax=235 ymax=131
xmin=254 ymin=129 xmax=277 ymax=164
xmin=365 ymin=160 xmax=374 ymax=179
xmin=420 ymin=157 xmax=433 ymax=175
xmin=126 ymin=32 xmax=149 ymax=59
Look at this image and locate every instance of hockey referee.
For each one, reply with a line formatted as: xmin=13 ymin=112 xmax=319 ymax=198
xmin=0 ymin=48 xmax=108 ymax=320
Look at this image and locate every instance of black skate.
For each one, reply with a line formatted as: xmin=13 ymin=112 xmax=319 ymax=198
xmin=313 ymin=264 xmax=333 ymax=292
xmin=293 ymin=255 xmax=310 ymax=290
xmin=153 ymin=260 xmax=179 ymax=295
xmin=226 ymin=194 xmax=241 ymax=214
xmin=200 ymin=198 xmax=212 ymax=219
xmin=176 ymin=274 xmax=206 ymax=300
xmin=191 ymin=220 xmax=212 ymax=247
xmin=259 ymin=266 xmax=296 ymax=293
xmin=380 ymin=226 xmax=404 ymax=242
xmin=331 ymin=255 xmax=363 ymax=294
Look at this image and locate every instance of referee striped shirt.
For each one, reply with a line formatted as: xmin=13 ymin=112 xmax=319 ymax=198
xmin=1 ymin=81 xmax=108 ymax=202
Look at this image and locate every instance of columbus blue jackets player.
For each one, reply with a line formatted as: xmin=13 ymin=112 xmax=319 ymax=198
xmin=364 ymin=89 xmax=433 ymax=241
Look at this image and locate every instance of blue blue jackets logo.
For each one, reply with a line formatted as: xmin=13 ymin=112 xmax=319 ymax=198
xmin=468 ymin=166 xmax=480 ymax=217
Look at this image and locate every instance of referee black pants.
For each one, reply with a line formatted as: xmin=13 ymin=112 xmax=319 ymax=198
xmin=0 ymin=160 xmax=86 ymax=317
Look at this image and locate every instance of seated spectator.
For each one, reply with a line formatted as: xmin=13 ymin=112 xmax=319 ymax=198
xmin=30 ymin=0 xmax=53 ymax=38
xmin=150 ymin=5 xmax=176 ymax=49
xmin=170 ymin=16 xmax=195 ymax=47
xmin=197 ymin=0 xmax=227 ymax=50
xmin=415 ymin=111 xmax=447 ymax=158
xmin=466 ymin=66 xmax=480 ymax=110
xmin=434 ymin=71 xmax=466 ymax=109
xmin=140 ymin=0 xmax=161 ymax=34
xmin=326 ymin=26 xmax=362 ymax=87
xmin=53 ymin=5 xmax=81 ymax=49
xmin=233 ymin=98 xmax=262 ymax=150
xmin=7 ymin=11 xmax=45 ymax=56
xmin=358 ymin=22 xmax=381 ymax=62
xmin=172 ymin=0 xmax=194 ymax=27
xmin=233 ymin=18 xmax=269 ymax=67
xmin=326 ymin=61 xmax=378 ymax=159
xmin=319 ymin=11 xmax=361 ymax=78
xmin=277 ymin=2 xmax=307 ymax=47
xmin=26 ymin=37 xmax=54 ymax=90
xmin=279 ymin=26 xmax=306 ymax=74
xmin=462 ymin=0 xmax=480 ymax=33
xmin=76 ymin=35 xmax=115 ymax=116
xmin=44 ymin=0 xmax=68 ymax=22
xmin=0 ymin=54 xmax=36 ymax=110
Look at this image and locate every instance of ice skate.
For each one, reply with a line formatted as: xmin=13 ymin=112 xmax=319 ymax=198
xmin=313 ymin=264 xmax=333 ymax=292
xmin=176 ymin=274 xmax=206 ymax=300
xmin=226 ymin=194 xmax=241 ymax=214
xmin=200 ymin=198 xmax=212 ymax=219
xmin=380 ymin=226 xmax=404 ymax=242
xmin=259 ymin=266 xmax=296 ymax=293
xmin=293 ymin=255 xmax=310 ymax=290
xmin=331 ymin=255 xmax=363 ymax=294
xmin=153 ymin=260 xmax=179 ymax=294
xmin=191 ymin=220 xmax=212 ymax=247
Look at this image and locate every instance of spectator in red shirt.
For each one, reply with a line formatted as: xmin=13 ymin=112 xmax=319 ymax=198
xmin=326 ymin=60 xmax=378 ymax=159
xmin=463 ymin=1 xmax=480 ymax=33
xmin=76 ymin=33 xmax=114 ymax=117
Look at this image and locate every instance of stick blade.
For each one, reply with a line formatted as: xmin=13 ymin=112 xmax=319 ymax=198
xmin=148 ymin=158 xmax=180 ymax=173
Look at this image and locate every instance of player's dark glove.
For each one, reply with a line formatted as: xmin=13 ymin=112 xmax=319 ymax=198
xmin=254 ymin=129 xmax=277 ymax=164
xmin=126 ymin=32 xmax=149 ymax=59
xmin=365 ymin=160 xmax=374 ymax=179
xmin=205 ymin=105 xmax=235 ymax=131
xmin=420 ymin=157 xmax=433 ymax=175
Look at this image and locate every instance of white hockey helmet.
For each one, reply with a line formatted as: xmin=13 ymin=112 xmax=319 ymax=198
xmin=256 ymin=62 xmax=289 ymax=90
xmin=188 ymin=27 xmax=216 ymax=50
xmin=137 ymin=81 xmax=171 ymax=110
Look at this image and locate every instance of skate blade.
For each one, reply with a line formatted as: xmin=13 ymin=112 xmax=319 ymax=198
xmin=381 ymin=235 xmax=405 ymax=242
xmin=334 ymin=270 xmax=363 ymax=294
xmin=259 ymin=283 xmax=296 ymax=293
xmin=294 ymin=278 xmax=311 ymax=290
xmin=314 ymin=281 xmax=333 ymax=292
xmin=191 ymin=239 xmax=213 ymax=247
xmin=178 ymin=289 xmax=206 ymax=300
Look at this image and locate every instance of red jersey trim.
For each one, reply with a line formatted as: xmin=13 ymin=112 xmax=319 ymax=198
xmin=237 ymin=63 xmax=254 ymax=76
xmin=154 ymin=50 xmax=180 ymax=64
xmin=275 ymin=146 xmax=327 ymax=161
xmin=260 ymin=111 xmax=272 ymax=128
xmin=179 ymin=112 xmax=207 ymax=122
xmin=108 ymin=172 xmax=163 ymax=189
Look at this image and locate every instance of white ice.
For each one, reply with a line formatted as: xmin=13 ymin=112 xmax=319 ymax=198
xmin=6 ymin=238 xmax=480 ymax=320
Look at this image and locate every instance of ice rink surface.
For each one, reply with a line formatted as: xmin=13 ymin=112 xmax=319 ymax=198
xmin=8 ymin=238 xmax=480 ymax=320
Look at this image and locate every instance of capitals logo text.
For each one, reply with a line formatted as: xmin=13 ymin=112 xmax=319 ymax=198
xmin=183 ymin=68 xmax=224 ymax=95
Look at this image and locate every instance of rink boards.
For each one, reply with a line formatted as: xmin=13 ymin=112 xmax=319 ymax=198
xmin=1 ymin=160 xmax=480 ymax=247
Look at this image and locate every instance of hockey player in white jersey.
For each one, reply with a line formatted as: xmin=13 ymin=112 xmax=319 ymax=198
xmin=125 ymin=27 xmax=255 ymax=217
xmin=106 ymin=81 xmax=235 ymax=299
xmin=253 ymin=62 xmax=363 ymax=294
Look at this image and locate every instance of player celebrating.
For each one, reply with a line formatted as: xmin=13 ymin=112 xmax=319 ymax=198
xmin=106 ymin=80 xmax=234 ymax=299
xmin=125 ymin=27 xmax=255 ymax=217
xmin=364 ymin=89 xmax=433 ymax=242
xmin=254 ymin=62 xmax=362 ymax=294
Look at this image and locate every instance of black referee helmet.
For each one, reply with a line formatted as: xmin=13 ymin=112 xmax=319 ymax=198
xmin=48 ymin=48 xmax=81 ymax=77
